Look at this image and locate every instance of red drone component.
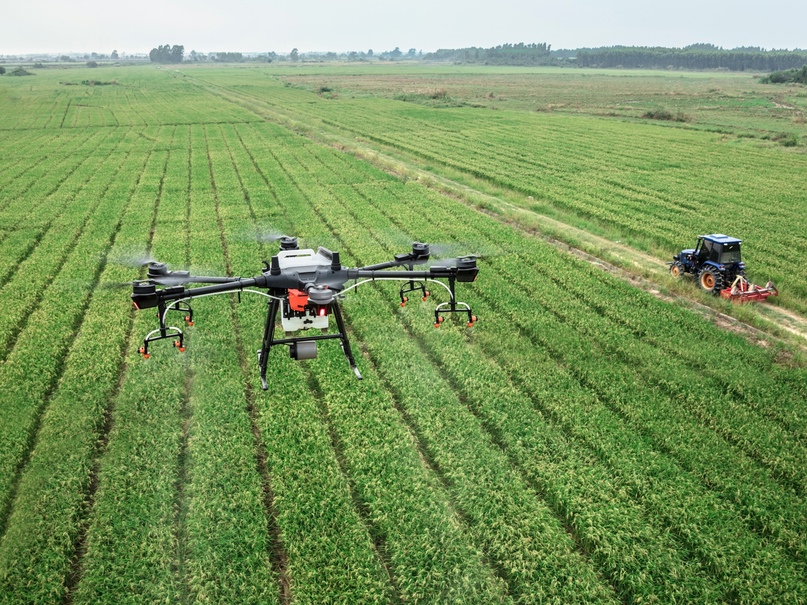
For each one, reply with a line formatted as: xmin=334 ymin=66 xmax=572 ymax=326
xmin=288 ymin=288 xmax=309 ymax=312
xmin=318 ymin=306 xmax=328 ymax=317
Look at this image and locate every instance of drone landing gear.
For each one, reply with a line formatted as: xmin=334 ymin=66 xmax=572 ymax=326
xmin=138 ymin=301 xmax=193 ymax=358
xmin=258 ymin=295 xmax=362 ymax=391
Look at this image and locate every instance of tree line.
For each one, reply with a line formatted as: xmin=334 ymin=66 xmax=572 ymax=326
xmin=142 ymin=41 xmax=807 ymax=74
xmin=424 ymin=43 xmax=552 ymax=66
xmin=575 ymin=45 xmax=807 ymax=71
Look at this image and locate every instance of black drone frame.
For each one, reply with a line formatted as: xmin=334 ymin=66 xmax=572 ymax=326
xmin=132 ymin=241 xmax=478 ymax=390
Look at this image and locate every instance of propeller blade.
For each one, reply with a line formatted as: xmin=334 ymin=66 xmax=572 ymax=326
xmin=97 ymin=280 xmax=137 ymax=290
xmin=256 ymin=231 xmax=291 ymax=243
xmin=108 ymin=249 xmax=158 ymax=268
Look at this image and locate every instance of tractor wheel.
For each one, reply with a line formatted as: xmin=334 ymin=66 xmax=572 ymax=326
xmin=670 ymin=262 xmax=685 ymax=278
xmin=699 ymin=267 xmax=724 ymax=295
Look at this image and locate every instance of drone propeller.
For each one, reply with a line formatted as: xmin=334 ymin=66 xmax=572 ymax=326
xmin=428 ymin=255 xmax=481 ymax=272
xmin=108 ymin=249 xmax=159 ymax=269
xmin=256 ymin=230 xmax=292 ymax=243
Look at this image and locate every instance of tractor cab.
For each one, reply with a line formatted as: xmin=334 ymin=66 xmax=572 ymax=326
xmin=692 ymin=234 xmax=743 ymax=266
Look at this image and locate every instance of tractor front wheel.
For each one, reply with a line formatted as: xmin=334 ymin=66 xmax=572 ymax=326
xmin=699 ymin=267 xmax=724 ymax=295
xmin=670 ymin=262 xmax=685 ymax=278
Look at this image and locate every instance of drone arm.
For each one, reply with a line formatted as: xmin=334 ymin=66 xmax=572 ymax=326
xmin=184 ymin=275 xmax=243 ymax=284
xmin=132 ymin=275 xmax=266 ymax=309
xmin=359 ymin=255 xmax=427 ymax=271
xmin=350 ymin=263 xmax=478 ymax=283
xmin=358 ymin=260 xmax=402 ymax=271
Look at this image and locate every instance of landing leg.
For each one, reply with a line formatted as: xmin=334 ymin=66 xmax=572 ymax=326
xmin=331 ymin=301 xmax=362 ymax=380
xmin=258 ymin=298 xmax=280 ymax=391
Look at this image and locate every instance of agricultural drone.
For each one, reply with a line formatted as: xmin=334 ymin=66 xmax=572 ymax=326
xmin=130 ymin=237 xmax=479 ymax=390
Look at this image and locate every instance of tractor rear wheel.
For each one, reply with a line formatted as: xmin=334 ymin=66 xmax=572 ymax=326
xmin=670 ymin=262 xmax=685 ymax=278
xmin=699 ymin=267 xmax=724 ymax=295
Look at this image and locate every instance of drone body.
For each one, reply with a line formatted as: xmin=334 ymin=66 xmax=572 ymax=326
xmin=131 ymin=238 xmax=478 ymax=390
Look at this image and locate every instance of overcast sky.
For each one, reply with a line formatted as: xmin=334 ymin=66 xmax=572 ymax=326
xmin=1 ymin=0 xmax=804 ymax=56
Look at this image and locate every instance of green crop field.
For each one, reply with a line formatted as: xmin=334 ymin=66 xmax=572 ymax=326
xmin=0 ymin=64 xmax=805 ymax=604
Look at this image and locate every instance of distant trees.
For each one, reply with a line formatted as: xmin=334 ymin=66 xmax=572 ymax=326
xmin=111 ymin=50 xmax=119 ymax=59
xmin=213 ymin=51 xmax=244 ymax=62
xmin=0 ymin=66 xmax=5 ymax=75
xmin=576 ymin=46 xmax=807 ymax=71
xmin=290 ymin=48 xmax=299 ymax=61
xmin=86 ymin=61 xmax=98 ymax=68
xmin=761 ymin=65 xmax=807 ymax=84
xmin=149 ymin=44 xmax=184 ymax=64
xmin=424 ymin=42 xmax=552 ymax=65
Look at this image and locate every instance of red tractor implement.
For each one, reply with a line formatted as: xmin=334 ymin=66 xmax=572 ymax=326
xmin=720 ymin=276 xmax=778 ymax=303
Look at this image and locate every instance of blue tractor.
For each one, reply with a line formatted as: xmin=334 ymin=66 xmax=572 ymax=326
xmin=669 ymin=234 xmax=745 ymax=295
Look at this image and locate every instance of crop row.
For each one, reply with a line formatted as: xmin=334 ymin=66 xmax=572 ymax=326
xmin=219 ymin=123 xmax=401 ymax=604
xmin=0 ymin=137 xmax=160 ymax=602
xmin=234 ymin=125 xmax=708 ymax=590
xmin=263 ymin=131 xmax=806 ymax=600
xmin=175 ymin=123 xmax=277 ymax=603
xmin=350 ymin=173 xmax=807 ymax=564
xmin=228 ymin=79 xmax=807 ymax=310
xmin=0 ymin=131 xmax=138 ymax=362
xmin=0 ymin=128 xmax=160 ymax=538
xmin=66 ymin=126 xmax=189 ymax=604
xmin=278 ymin=142 xmax=726 ymax=601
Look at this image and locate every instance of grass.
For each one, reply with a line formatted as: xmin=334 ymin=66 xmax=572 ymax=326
xmin=0 ymin=64 xmax=805 ymax=604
